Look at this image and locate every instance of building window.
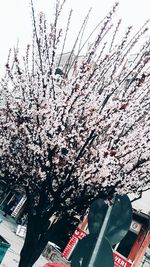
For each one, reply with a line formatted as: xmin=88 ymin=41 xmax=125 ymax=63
xmin=116 ymin=231 xmax=138 ymax=258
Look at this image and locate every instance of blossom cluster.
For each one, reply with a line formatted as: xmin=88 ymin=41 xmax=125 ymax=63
xmin=0 ymin=1 xmax=150 ymax=210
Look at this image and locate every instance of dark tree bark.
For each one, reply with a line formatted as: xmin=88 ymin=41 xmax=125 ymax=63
xmin=18 ymin=214 xmax=42 ymax=267
xmin=18 ymin=188 xmax=55 ymax=267
xmin=18 ymin=211 xmax=75 ymax=267
xmin=17 ymin=180 xmax=116 ymax=267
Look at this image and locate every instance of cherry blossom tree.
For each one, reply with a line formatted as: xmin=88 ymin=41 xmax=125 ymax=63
xmin=0 ymin=0 xmax=150 ymax=266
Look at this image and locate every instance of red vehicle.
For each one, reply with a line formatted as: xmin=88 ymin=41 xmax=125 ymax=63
xmin=43 ymin=263 xmax=70 ymax=267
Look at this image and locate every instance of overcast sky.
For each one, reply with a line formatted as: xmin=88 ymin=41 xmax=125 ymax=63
xmin=0 ymin=0 xmax=150 ymax=74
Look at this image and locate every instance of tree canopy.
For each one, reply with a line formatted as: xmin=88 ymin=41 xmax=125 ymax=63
xmin=0 ymin=1 xmax=150 ymax=217
xmin=0 ymin=1 xmax=150 ymax=266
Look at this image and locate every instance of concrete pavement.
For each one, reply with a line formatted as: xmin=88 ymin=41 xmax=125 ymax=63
xmin=0 ymin=211 xmax=47 ymax=267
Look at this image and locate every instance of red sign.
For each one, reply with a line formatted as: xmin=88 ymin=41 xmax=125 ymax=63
xmin=114 ymin=252 xmax=131 ymax=267
xmin=72 ymin=228 xmax=87 ymax=240
xmin=62 ymin=228 xmax=87 ymax=259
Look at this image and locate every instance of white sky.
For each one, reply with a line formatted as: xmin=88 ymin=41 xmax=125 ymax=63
xmin=0 ymin=0 xmax=150 ymax=74
xmin=132 ymin=191 xmax=150 ymax=214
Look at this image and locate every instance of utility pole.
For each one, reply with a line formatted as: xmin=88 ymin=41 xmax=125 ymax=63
xmin=88 ymin=200 xmax=114 ymax=267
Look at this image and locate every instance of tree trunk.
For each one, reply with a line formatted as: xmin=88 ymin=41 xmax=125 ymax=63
xmin=17 ymin=198 xmax=74 ymax=267
xmin=25 ymin=218 xmax=66 ymax=266
xmin=18 ymin=208 xmax=55 ymax=267
xmin=26 ymin=238 xmax=48 ymax=267
xmin=18 ymin=239 xmax=47 ymax=267
xmin=18 ymin=213 xmax=43 ymax=267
